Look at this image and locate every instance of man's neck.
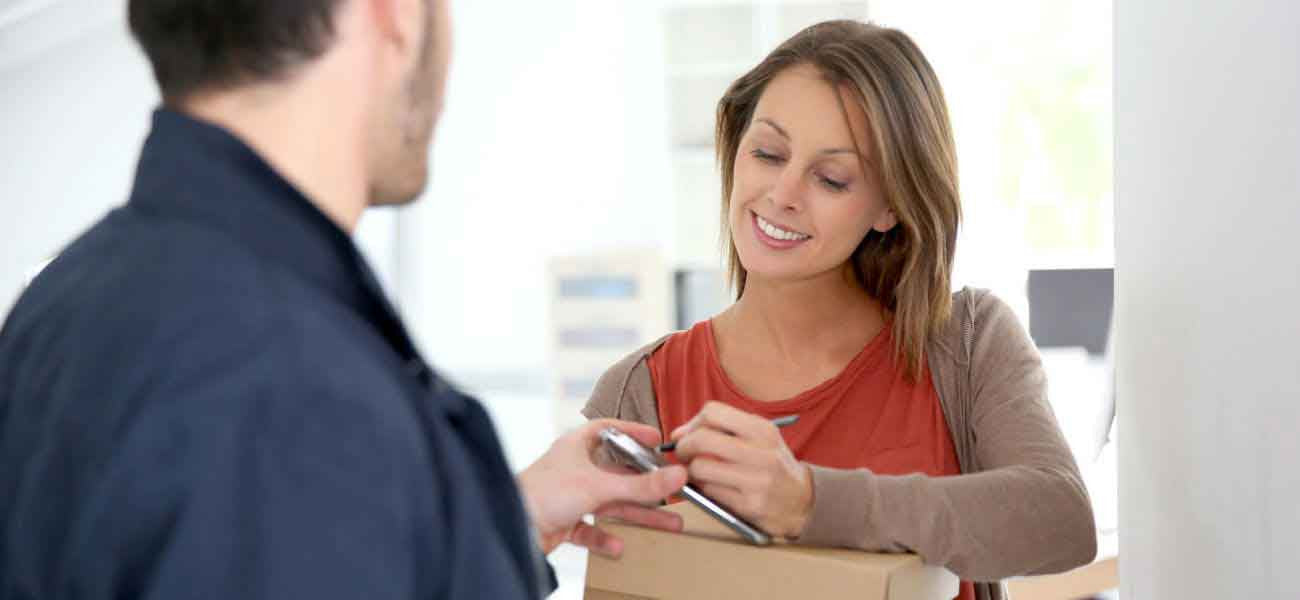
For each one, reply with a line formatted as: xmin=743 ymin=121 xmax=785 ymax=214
xmin=180 ymin=82 xmax=370 ymax=233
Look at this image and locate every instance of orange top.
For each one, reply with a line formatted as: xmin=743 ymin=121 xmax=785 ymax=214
xmin=648 ymin=320 xmax=974 ymax=600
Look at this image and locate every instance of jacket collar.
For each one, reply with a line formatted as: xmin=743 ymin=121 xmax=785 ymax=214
xmin=127 ymin=108 xmax=456 ymax=410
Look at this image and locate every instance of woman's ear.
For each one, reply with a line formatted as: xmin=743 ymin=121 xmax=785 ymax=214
xmin=873 ymin=209 xmax=899 ymax=234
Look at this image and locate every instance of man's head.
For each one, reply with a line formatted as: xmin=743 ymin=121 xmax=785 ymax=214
xmin=128 ymin=0 xmax=452 ymax=207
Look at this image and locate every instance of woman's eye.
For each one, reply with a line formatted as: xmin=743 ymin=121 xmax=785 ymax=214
xmin=819 ymin=175 xmax=849 ymax=191
xmin=750 ymin=149 xmax=783 ymax=164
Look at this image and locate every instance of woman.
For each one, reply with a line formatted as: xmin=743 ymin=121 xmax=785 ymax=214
xmin=583 ymin=20 xmax=1096 ymax=600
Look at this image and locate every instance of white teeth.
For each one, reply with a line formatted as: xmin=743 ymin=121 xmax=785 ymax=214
xmin=757 ymin=215 xmax=809 ymax=241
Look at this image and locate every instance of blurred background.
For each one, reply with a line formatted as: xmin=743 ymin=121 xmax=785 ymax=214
xmin=0 ymin=1 xmax=1116 ymax=597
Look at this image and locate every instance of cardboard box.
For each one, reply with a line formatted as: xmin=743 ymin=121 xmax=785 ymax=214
xmin=1004 ymin=556 xmax=1118 ymax=600
xmin=585 ymin=503 xmax=958 ymax=600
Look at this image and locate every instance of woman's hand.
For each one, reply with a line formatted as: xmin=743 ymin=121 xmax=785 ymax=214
xmin=669 ymin=402 xmax=813 ymax=539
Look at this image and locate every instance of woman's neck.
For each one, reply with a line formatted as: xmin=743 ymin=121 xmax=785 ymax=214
xmin=717 ymin=267 xmax=888 ymax=368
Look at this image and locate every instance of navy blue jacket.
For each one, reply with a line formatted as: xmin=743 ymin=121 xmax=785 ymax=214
xmin=0 ymin=110 xmax=555 ymax=599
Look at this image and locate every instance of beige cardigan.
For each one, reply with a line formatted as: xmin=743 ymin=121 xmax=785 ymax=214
xmin=582 ymin=288 xmax=1097 ymax=600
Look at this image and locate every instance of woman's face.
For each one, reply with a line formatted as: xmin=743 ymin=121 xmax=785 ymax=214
xmin=728 ymin=64 xmax=896 ymax=288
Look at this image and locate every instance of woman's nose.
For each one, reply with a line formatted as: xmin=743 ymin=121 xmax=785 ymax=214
xmin=767 ymin=167 xmax=803 ymax=213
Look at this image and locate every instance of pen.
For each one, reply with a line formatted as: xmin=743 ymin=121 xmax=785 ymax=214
xmin=655 ymin=414 xmax=799 ymax=453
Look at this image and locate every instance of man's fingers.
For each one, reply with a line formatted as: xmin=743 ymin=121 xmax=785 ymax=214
xmin=596 ymin=461 xmax=640 ymax=476
xmin=597 ymin=464 xmax=687 ymax=506
xmin=595 ymin=503 xmax=685 ymax=533
xmin=586 ymin=419 xmax=665 ymax=451
xmin=569 ymin=522 xmax=623 ymax=558
xmin=574 ymin=504 xmax=686 ymax=558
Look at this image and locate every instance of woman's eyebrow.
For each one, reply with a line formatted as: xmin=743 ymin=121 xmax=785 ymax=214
xmin=755 ymin=117 xmax=860 ymax=156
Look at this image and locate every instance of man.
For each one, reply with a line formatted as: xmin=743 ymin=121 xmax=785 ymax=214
xmin=0 ymin=1 xmax=687 ymax=598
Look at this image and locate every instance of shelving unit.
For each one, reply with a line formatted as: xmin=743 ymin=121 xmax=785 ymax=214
xmin=547 ymin=251 xmax=672 ymax=433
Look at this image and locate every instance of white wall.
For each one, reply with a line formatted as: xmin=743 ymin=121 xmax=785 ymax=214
xmin=1115 ymin=0 xmax=1300 ymax=598
xmin=0 ymin=0 xmax=675 ymax=386
xmin=0 ymin=2 xmax=401 ymax=315
xmin=0 ymin=3 xmax=151 ymax=311
xmin=395 ymin=0 xmax=674 ymax=377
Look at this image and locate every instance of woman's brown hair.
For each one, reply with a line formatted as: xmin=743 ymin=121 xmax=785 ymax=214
xmin=716 ymin=20 xmax=961 ymax=382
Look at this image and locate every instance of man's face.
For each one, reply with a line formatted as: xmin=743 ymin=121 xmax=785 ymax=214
xmin=367 ymin=0 xmax=451 ymax=206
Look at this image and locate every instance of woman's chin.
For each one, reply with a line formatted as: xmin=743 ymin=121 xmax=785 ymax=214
xmin=738 ymin=262 xmax=816 ymax=286
xmin=737 ymin=252 xmax=852 ymax=289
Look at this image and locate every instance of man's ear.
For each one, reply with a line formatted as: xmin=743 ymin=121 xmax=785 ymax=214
xmin=365 ymin=0 xmax=420 ymax=57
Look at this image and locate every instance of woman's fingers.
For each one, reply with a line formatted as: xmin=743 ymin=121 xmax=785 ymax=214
xmin=686 ymin=456 xmax=758 ymax=490
xmin=673 ymin=427 xmax=754 ymax=465
xmin=671 ymin=402 xmax=780 ymax=444
xmin=693 ymin=482 xmax=750 ymax=518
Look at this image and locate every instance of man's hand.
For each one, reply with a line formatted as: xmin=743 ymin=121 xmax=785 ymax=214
xmin=517 ymin=419 xmax=688 ymax=558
